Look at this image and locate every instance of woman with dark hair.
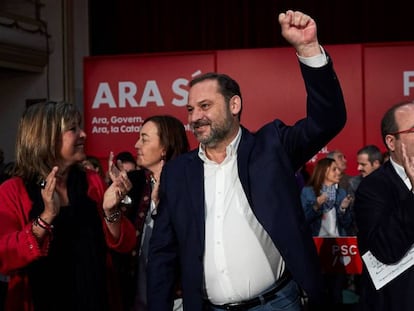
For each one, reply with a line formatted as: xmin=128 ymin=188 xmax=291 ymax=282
xmin=135 ymin=115 xmax=190 ymax=209
xmin=113 ymin=115 xmax=190 ymax=311
xmin=301 ymin=157 xmax=353 ymax=237
xmin=0 ymin=101 xmax=136 ymax=311
xmin=300 ymin=157 xmax=353 ymax=307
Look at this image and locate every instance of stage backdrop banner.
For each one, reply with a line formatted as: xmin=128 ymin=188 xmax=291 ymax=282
xmin=363 ymin=43 xmax=414 ymax=151
xmin=83 ymin=42 xmax=414 ymax=175
xmin=83 ymin=52 xmax=216 ymax=168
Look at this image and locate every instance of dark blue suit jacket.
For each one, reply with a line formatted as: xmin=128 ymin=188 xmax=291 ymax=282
xmin=147 ymin=58 xmax=346 ymax=310
xmin=355 ymin=161 xmax=414 ymax=311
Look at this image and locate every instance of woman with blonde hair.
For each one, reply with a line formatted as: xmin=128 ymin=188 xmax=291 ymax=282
xmin=0 ymin=101 xmax=136 ymax=311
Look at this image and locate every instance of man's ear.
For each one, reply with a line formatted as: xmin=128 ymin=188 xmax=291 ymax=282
xmin=230 ymin=95 xmax=242 ymax=116
xmin=385 ymin=134 xmax=395 ymax=152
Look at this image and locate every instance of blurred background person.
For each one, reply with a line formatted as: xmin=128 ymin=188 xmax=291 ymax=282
xmin=347 ymin=144 xmax=384 ymax=235
xmin=115 ymin=151 xmax=138 ymax=172
xmin=327 ymin=149 xmax=353 ymax=192
xmin=301 ymin=157 xmax=353 ymax=237
xmin=106 ymin=151 xmax=138 ymax=184
xmin=348 ymin=145 xmax=384 ymax=199
xmin=0 ymin=101 xmax=136 ymax=311
xmin=83 ymin=154 xmax=105 ymax=179
xmin=301 ymin=157 xmax=353 ymax=308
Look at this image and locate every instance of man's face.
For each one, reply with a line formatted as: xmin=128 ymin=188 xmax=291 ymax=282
xmin=333 ymin=151 xmax=347 ymax=172
xmin=187 ymin=79 xmax=238 ymax=148
xmin=386 ymin=104 xmax=414 ymax=165
xmin=357 ymin=153 xmax=380 ymax=177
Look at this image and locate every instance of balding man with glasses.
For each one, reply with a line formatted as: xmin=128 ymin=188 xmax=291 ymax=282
xmin=355 ymin=100 xmax=414 ymax=311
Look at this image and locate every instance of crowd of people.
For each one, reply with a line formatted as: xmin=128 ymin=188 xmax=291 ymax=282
xmin=0 ymin=8 xmax=412 ymax=311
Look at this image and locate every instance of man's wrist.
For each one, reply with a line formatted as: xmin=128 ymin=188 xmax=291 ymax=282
xmin=297 ymin=45 xmax=327 ymax=68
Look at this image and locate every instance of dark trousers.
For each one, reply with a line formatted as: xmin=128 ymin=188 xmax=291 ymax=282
xmin=0 ymin=281 xmax=7 ymax=311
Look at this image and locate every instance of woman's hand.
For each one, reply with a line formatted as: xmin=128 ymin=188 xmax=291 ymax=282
xmin=316 ymin=192 xmax=328 ymax=206
xmin=103 ymin=170 xmax=132 ymax=213
xmin=313 ymin=192 xmax=327 ymax=212
xmin=40 ymin=166 xmax=61 ymax=220
xmin=340 ymin=194 xmax=353 ymax=210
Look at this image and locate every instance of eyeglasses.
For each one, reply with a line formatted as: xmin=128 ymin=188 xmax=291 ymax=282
xmin=388 ymin=128 xmax=414 ymax=135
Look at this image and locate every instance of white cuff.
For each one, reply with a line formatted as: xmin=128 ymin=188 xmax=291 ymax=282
xmin=297 ymin=46 xmax=328 ymax=68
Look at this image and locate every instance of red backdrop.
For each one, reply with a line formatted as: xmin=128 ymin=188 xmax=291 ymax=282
xmin=84 ymin=42 xmax=414 ymax=174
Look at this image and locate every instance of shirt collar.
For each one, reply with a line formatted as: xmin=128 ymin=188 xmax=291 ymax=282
xmin=390 ymin=157 xmax=408 ymax=181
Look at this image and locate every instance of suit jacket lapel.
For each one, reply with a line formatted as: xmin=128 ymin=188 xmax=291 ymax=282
xmin=237 ymin=127 xmax=254 ymax=207
xmin=384 ymin=161 xmax=411 ymax=199
xmin=186 ymin=152 xmax=206 ymax=246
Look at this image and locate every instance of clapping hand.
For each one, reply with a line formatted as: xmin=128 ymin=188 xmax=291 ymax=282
xmin=107 ymin=151 xmax=133 ymax=205
xmin=340 ymin=194 xmax=353 ymax=210
xmin=40 ymin=166 xmax=61 ymax=219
